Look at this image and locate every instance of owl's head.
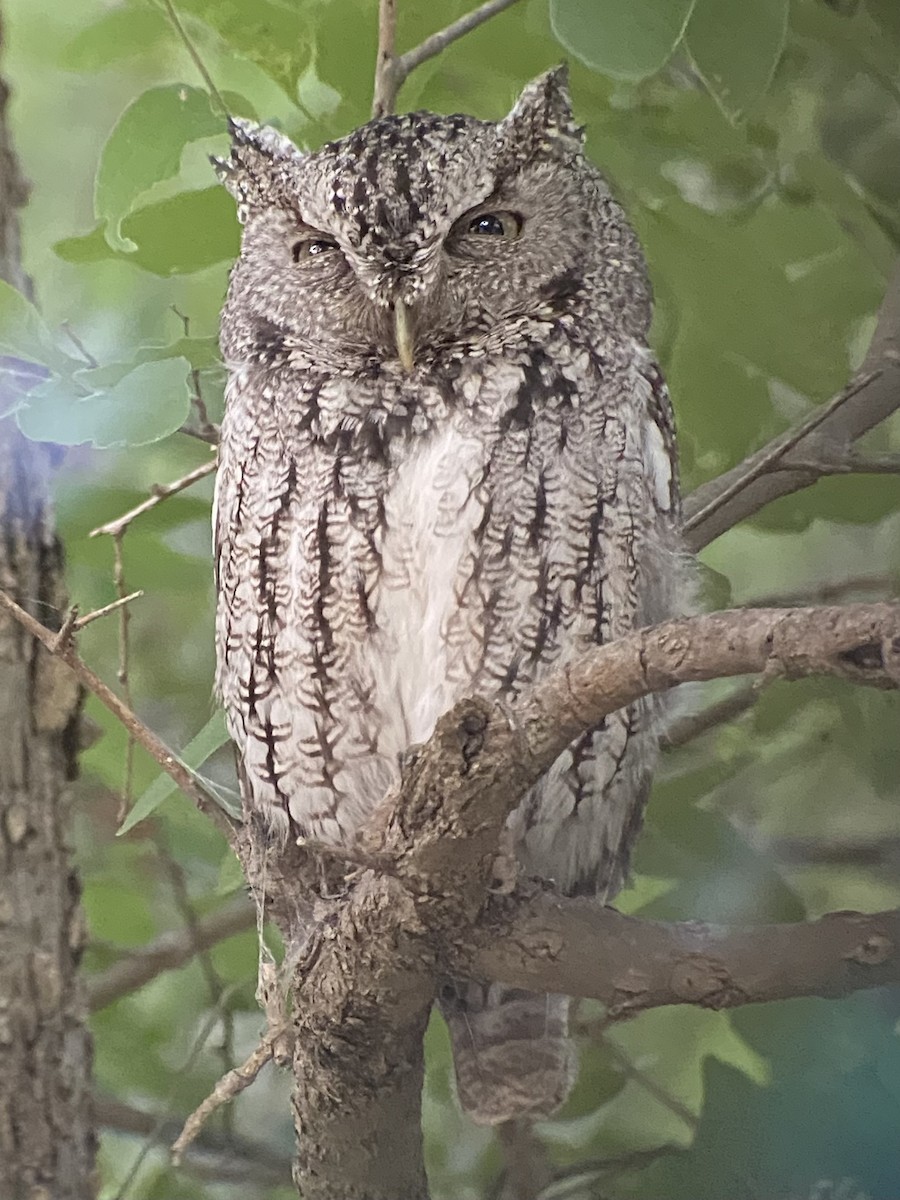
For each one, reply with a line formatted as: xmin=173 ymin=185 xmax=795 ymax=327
xmin=216 ymin=68 xmax=647 ymax=375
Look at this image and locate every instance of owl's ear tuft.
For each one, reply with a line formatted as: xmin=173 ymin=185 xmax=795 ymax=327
xmin=211 ymin=119 xmax=303 ymax=224
xmin=502 ymin=66 xmax=584 ymax=157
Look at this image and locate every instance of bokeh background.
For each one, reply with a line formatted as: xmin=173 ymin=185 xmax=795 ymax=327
xmin=4 ymin=0 xmax=900 ymax=1196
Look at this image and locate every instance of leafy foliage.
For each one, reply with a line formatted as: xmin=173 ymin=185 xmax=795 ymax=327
xmin=3 ymin=0 xmax=900 ymax=1196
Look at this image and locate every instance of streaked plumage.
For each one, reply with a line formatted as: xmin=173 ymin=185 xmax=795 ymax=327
xmin=213 ymin=68 xmax=686 ymax=1124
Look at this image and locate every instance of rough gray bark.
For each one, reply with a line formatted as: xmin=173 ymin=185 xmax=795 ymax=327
xmin=0 ymin=15 xmax=96 ymax=1197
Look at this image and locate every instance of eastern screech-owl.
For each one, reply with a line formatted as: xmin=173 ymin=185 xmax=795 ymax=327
xmin=213 ymin=67 xmax=685 ymax=1125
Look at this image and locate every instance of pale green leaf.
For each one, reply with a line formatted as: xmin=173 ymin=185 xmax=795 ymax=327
xmin=17 ymin=357 xmax=192 ymax=448
xmin=0 ymin=279 xmax=78 ymax=375
xmin=59 ymin=5 xmax=169 ymax=70
xmin=550 ymin=0 xmax=697 ymax=81
xmin=117 ymin=711 xmax=230 ymax=836
xmin=176 ymin=0 xmax=313 ymax=98
xmin=685 ymin=0 xmax=789 ymax=122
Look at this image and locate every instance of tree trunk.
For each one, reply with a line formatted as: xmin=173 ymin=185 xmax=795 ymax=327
xmin=0 ymin=14 xmax=96 ymax=1197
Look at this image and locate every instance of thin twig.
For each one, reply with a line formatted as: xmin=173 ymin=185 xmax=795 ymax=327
xmin=684 ymin=261 xmax=900 ymax=549
xmin=171 ymin=1029 xmax=282 ymax=1164
xmin=60 ymin=321 xmax=99 ymax=369
xmin=89 ymin=457 xmax=217 ymax=540
xmin=113 ymin=984 xmax=241 ymax=1199
xmin=788 ymin=451 xmax=900 ymax=475
xmin=748 ymin=574 xmax=899 ymax=609
xmin=179 ymin=421 xmax=220 ymax=445
xmin=159 ymin=0 xmax=231 ymax=120
xmin=171 ymin=305 xmax=217 ymax=441
xmin=0 ymin=587 xmax=235 ymax=838
xmin=50 ymin=605 xmax=80 ymax=653
xmin=94 ymin=1092 xmax=291 ymax=1186
xmin=397 ymin=0 xmax=524 ymax=81
xmin=601 ymin=1034 xmax=698 ymax=1132
xmin=112 ymin=532 xmax=136 ymax=808
xmin=684 ymin=370 xmax=879 ymax=536
xmin=73 ymin=591 xmax=144 ymax=632
xmin=153 ymin=829 xmax=237 ymax=1128
xmin=372 ymin=0 xmax=525 ymax=117
xmin=88 ymin=898 xmax=255 ymax=1011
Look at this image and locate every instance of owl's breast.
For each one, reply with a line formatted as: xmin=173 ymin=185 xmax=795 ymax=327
xmin=214 ymin=344 xmax=674 ymax=846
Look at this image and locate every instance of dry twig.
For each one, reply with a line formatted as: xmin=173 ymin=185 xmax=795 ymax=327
xmin=0 ymin=587 xmax=235 ymax=838
xmin=171 ymin=1029 xmax=284 ymax=1165
xmin=89 ymin=457 xmax=217 ymax=540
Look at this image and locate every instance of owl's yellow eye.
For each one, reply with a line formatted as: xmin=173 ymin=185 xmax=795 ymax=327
xmin=291 ymin=236 xmax=338 ymax=262
xmin=466 ymin=211 xmax=523 ymax=238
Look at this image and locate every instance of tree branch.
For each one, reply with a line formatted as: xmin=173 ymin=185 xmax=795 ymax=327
xmin=372 ymin=0 xmax=399 ymax=118
xmin=465 ymin=893 xmax=900 ymax=1015
xmin=0 ymin=587 xmax=236 ymax=839
xmin=684 ymin=262 xmax=900 ymax=550
xmin=89 ymin=456 xmax=216 ymax=540
xmin=372 ymin=0 xmax=525 ymax=118
xmin=264 ymin=602 xmax=899 ymax=1200
xmin=395 ymin=0 xmax=524 ymax=80
xmin=88 ymin=897 xmax=255 ymax=1011
xmin=93 ymin=1093 xmax=291 ymax=1187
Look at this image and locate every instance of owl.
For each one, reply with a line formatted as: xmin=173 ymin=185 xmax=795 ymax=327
xmin=213 ymin=67 xmax=685 ymax=1126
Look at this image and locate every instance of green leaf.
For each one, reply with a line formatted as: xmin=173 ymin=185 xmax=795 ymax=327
xmin=176 ymin=0 xmax=313 ymax=98
xmin=0 ymin=279 xmax=78 ymax=376
xmin=17 ymin=357 xmax=192 ymax=448
xmin=550 ymin=0 xmax=696 ymax=81
xmin=117 ymin=711 xmax=230 ymax=835
xmin=56 ymin=187 xmax=239 ymax=276
xmin=59 ymin=5 xmax=170 ymax=70
xmin=95 ymin=85 xmax=228 ymax=251
xmin=685 ymin=0 xmax=789 ymax=122
xmin=216 ymin=847 xmax=248 ymax=896
xmin=867 ymin=0 xmax=900 ymax=43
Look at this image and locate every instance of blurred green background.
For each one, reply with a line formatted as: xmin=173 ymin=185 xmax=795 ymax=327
xmin=3 ymin=0 xmax=900 ymax=1196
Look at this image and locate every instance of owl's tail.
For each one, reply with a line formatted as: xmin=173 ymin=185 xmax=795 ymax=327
xmin=440 ymin=981 xmax=575 ymax=1125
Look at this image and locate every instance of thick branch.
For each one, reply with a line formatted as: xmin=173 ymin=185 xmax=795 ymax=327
xmin=273 ymin=602 xmax=899 ymax=1200
xmin=415 ymin=604 xmax=899 ymax=868
xmin=465 ymin=892 xmax=900 ymax=1014
xmin=684 ymin=262 xmax=900 ymax=549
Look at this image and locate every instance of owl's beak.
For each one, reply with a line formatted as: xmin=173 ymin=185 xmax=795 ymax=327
xmin=393 ymin=298 xmax=415 ymax=372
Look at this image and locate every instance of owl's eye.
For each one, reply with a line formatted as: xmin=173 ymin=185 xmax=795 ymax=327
xmin=466 ymin=211 xmax=523 ymax=238
xmin=291 ymin=236 xmax=339 ymax=262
